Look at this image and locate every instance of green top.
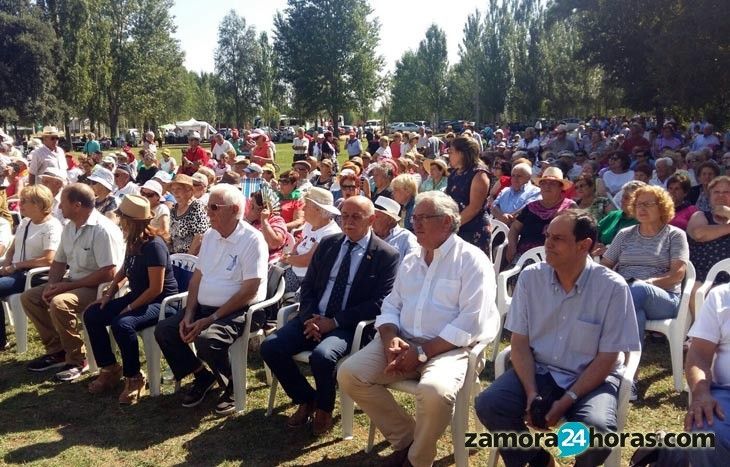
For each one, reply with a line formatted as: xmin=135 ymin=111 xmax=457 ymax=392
xmin=278 ymin=188 xmax=302 ymax=201
xmin=597 ymin=209 xmax=638 ymax=245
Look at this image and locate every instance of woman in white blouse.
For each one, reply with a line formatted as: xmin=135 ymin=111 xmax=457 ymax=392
xmin=0 ymin=185 xmax=62 ymax=349
xmin=601 ymin=151 xmax=635 ymax=195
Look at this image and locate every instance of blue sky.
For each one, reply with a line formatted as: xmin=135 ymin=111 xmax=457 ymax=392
xmin=171 ymin=0 xmax=486 ymax=74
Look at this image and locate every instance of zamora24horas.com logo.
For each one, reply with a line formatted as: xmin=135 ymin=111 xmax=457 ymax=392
xmin=466 ymin=422 xmax=715 ymax=458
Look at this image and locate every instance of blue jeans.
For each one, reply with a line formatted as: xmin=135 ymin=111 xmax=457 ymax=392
xmin=260 ymin=316 xmax=353 ymax=413
xmin=83 ymin=295 xmax=161 ymax=377
xmin=629 ymin=280 xmax=680 ymax=337
xmin=0 ymin=271 xmax=27 ymax=346
xmin=689 ymin=386 xmax=730 ymax=466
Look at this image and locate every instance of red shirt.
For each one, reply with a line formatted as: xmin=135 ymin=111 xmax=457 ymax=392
xmin=280 ymin=198 xmax=304 ymax=224
xmin=180 ymin=146 xmax=209 ymax=175
xmin=390 ymin=142 xmax=401 ymax=158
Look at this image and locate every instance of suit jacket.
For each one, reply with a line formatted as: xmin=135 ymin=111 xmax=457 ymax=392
xmin=299 ymin=231 xmax=400 ymax=332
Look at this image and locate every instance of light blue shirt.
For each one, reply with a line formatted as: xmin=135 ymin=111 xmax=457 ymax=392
xmin=493 ymin=182 xmax=541 ymax=214
xmin=317 ymin=231 xmax=372 ymax=314
xmin=346 ymin=138 xmax=362 ymax=156
xmin=506 ymin=260 xmax=642 ymax=388
xmin=384 ymin=226 xmax=419 ymax=263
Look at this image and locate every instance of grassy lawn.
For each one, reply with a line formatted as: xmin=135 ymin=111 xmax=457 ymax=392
xmin=2 ymin=141 xmax=690 ymax=465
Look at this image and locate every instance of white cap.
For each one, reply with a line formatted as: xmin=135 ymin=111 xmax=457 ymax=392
xmin=141 ymin=180 xmax=163 ymax=197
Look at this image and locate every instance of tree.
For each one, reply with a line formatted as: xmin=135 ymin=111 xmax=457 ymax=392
xmin=416 ymin=25 xmax=449 ymax=127
xmin=274 ymin=0 xmax=382 ymax=133
xmin=254 ymin=32 xmax=286 ymax=128
xmin=390 ymin=51 xmax=425 ymax=122
xmin=214 ymin=10 xmax=259 ymax=128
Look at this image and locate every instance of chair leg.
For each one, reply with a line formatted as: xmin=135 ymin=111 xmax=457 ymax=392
xmin=365 ymin=418 xmax=376 ymax=453
xmin=142 ymin=329 xmax=162 ymax=396
xmin=266 ymin=376 xmax=279 ymax=416
xmin=669 ymin=335 xmax=685 ymax=392
xmin=230 ymin=337 xmax=247 ymax=413
xmin=82 ymin=325 xmax=98 ymax=373
xmin=264 ymin=363 xmax=272 ymax=387
xmin=603 ymin=446 xmax=621 ymax=467
xmin=453 ymin=388 xmax=469 ymax=467
xmin=340 ymin=389 xmax=354 ymax=440
xmin=8 ymin=295 xmax=28 ymax=354
xmin=486 ymin=449 xmax=500 ymax=467
xmin=490 ymin=318 xmax=504 ymax=362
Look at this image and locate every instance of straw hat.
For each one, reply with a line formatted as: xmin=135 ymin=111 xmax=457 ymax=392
xmin=40 ymin=167 xmax=67 ymax=182
xmin=117 ymin=194 xmax=153 ymax=220
xmin=303 ymin=187 xmax=340 ymax=216
xmin=41 ymin=126 xmax=60 ymax=137
xmin=423 ymin=158 xmax=448 ymax=173
xmin=532 ymin=166 xmax=572 ymax=190
xmin=170 ymin=174 xmax=194 ymax=188
xmin=374 ymin=196 xmax=401 ymax=222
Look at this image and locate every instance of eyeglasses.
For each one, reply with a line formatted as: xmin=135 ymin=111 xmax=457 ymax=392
xmin=207 ymin=203 xmax=235 ymax=211
xmin=411 ymin=214 xmax=444 ymax=224
xmin=635 ymin=201 xmax=658 ymax=209
xmin=114 ymin=173 xmax=125 ymax=178
xmin=140 ymin=190 xmax=158 ymax=198
xmin=341 ymin=184 xmax=357 ymax=190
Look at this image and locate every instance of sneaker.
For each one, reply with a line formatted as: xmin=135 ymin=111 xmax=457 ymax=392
xmin=629 ymin=382 xmax=638 ymax=402
xmin=215 ymin=388 xmax=236 ymax=415
xmin=27 ymin=351 xmax=66 ymax=372
xmin=181 ymin=371 xmax=216 ymax=408
xmin=55 ymin=362 xmax=89 ymax=382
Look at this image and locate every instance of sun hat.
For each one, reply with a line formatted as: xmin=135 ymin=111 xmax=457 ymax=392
xmin=41 ymin=126 xmax=60 ymax=137
xmin=374 ymin=196 xmax=401 ymax=222
xmin=293 ymin=160 xmax=311 ymax=171
xmin=117 ymin=194 xmax=153 ymax=220
xmin=262 ymin=163 xmax=277 ymax=175
xmin=170 ymin=173 xmax=194 ymax=188
xmin=40 ymin=166 xmax=67 ymax=181
xmin=88 ymin=166 xmax=115 ymax=191
xmin=220 ymin=171 xmax=241 ymax=185
xmin=532 ymin=166 xmax=572 ymax=190
xmin=153 ymin=171 xmax=173 ymax=184
xmin=160 ymin=148 xmax=171 ymax=157
xmin=141 ymin=180 xmax=163 ymax=197
xmin=245 ymin=163 xmax=263 ymax=174
xmin=423 ymin=158 xmax=448 ymax=173
xmin=191 ymin=172 xmax=208 ymax=187
xmin=303 ymin=187 xmax=340 ymax=216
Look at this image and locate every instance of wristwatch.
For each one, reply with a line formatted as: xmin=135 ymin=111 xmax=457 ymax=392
xmin=416 ymin=345 xmax=428 ymax=363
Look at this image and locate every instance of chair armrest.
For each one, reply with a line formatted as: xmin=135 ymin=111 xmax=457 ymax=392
xmin=467 ymin=340 xmax=490 ymax=379
xmin=351 ymin=319 xmax=376 ymax=353
xmin=494 ymin=346 xmax=512 ymax=378
xmin=24 ymin=266 xmax=51 ymax=289
xmin=276 ymin=303 xmax=300 ymax=329
xmin=622 ymin=350 xmax=641 ymax=385
xmin=159 ymin=292 xmax=188 ymax=321
xmin=248 ymin=278 xmax=285 ymax=313
xmin=497 ymin=265 xmax=521 ymax=311
xmin=695 ymin=280 xmax=712 ymax=319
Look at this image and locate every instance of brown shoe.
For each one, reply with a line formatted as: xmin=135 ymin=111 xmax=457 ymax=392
xmin=119 ymin=372 xmax=147 ymax=405
xmin=382 ymin=442 xmax=412 ymax=467
xmin=287 ymin=401 xmax=315 ymax=428
xmin=312 ymin=408 xmax=334 ymax=436
xmin=88 ymin=364 xmax=122 ymax=394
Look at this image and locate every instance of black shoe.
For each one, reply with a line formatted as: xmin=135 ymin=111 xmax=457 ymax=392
xmin=27 ymin=351 xmax=66 ymax=372
xmin=629 ymin=382 xmax=638 ymax=402
xmin=181 ymin=371 xmax=216 ymax=408
xmin=215 ymin=388 xmax=236 ymax=415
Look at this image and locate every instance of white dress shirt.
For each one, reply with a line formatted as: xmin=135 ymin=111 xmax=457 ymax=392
xmin=376 ymin=234 xmax=499 ymax=347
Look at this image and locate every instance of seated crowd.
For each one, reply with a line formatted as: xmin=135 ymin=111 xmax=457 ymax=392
xmin=0 ymin=117 xmax=729 ymax=467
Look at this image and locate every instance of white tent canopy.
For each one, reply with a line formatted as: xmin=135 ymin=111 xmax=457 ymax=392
xmin=174 ymin=118 xmax=217 ymax=140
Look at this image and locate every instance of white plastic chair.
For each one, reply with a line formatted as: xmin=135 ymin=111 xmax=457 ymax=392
xmin=363 ymin=340 xmax=491 ymax=467
xmin=694 ymin=258 xmax=730 ymax=322
xmin=645 ymin=262 xmax=696 ymax=392
xmin=491 ymin=246 xmax=546 ymax=362
xmin=486 ymin=346 xmax=641 ymax=467
xmin=265 ymin=303 xmax=374 ymax=439
xmin=142 ymin=253 xmax=197 ymax=396
xmin=489 ymin=219 xmax=510 ymax=276
xmin=1 ymin=266 xmax=50 ymax=354
xmin=228 ymin=275 xmax=284 ymax=413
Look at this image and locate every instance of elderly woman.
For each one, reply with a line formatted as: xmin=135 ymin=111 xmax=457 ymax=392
xmin=312 ymin=159 xmax=334 ymax=189
xmin=390 ymin=174 xmax=418 ymax=232
xmin=573 ymin=174 xmax=613 ymax=223
xmin=84 ymin=195 xmax=178 ymax=405
xmin=596 ymin=180 xmax=644 ymax=249
xmin=506 ymin=167 xmax=576 ymax=263
xmin=0 ymin=185 xmax=62 ymax=350
xmin=689 ymin=161 xmax=721 ymax=212
xmin=244 ymin=190 xmax=288 ymax=263
xmin=601 ymin=151 xmax=635 ymax=196
xmin=143 ymin=131 xmax=157 ymax=155
xmin=687 ymin=176 xmax=730 ymax=286
xmin=333 ymin=172 xmax=363 ymax=213
xmin=419 ymin=158 xmax=448 ymax=192
xmin=88 ymin=166 xmax=119 ymax=221
xmin=601 ymin=186 xmax=689 ymax=360
xmin=370 ymin=162 xmax=395 ymax=200
xmin=251 ymin=132 xmax=275 ymax=165
xmin=280 ymin=187 xmax=341 ymax=292
xmin=447 ymin=136 xmax=492 ymax=252
xmin=191 ymin=172 xmax=210 ymax=206
xmin=140 ymin=180 xmax=170 ymax=242
xmin=136 ymin=151 xmax=159 ymax=185
xmin=667 ymin=174 xmax=698 ymax=231
xmin=159 ymin=149 xmax=177 ymax=175
xmin=277 ymin=170 xmax=305 ymax=231
xmin=169 ymin=174 xmax=209 ymax=255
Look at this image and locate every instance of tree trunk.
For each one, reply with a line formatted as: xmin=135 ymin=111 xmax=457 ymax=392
xmin=654 ymin=104 xmax=664 ymax=129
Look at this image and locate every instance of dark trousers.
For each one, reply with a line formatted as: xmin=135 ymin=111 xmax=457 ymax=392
xmin=260 ymin=316 xmax=353 ymax=413
xmin=475 ymin=368 xmax=618 ymax=467
xmin=154 ymin=305 xmax=248 ymax=387
xmin=83 ymin=294 xmax=161 ymax=377
xmin=0 ymin=271 xmax=27 ymax=346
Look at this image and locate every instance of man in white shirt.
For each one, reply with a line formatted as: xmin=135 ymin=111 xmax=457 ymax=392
xmin=39 ymin=167 xmax=67 ymax=224
xmin=691 ymin=124 xmax=721 ymax=152
xmin=338 ymin=191 xmax=499 ymax=467
xmin=113 ymin=164 xmax=140 ymax=199
xmin=372 ymin=196 xmax=419 ymax=263
xmin=29 ymin=126 xmax=68 ymax=185
xmin=649 ymin=157 xmax=676 ymax=189
xmin=155 ymin=184 xmax=268 ymax=415
xmin=292 ymin=127 xmax=309 ymax=162
xmin=211 ymin=133 xmax=234 ymax=162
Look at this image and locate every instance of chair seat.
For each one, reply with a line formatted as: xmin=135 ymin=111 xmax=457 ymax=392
xmin=292 ymin=351 xmax=311 ymax=363
xmin=645 ymin=319 xmax=673 ymax=331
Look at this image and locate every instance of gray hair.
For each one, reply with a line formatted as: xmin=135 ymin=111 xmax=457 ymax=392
xmin=209 ymin=183 xmax=244 ymax=220
xmin=656 ymin=157 xmax=674 ymax=168
xmin=372 ymin=162 xmax=394 ymax=179
xmin=145 ymin=130 xmax=155 ymax=139
xmin=512 ymin=163 xmax=532 ymax=177
xmin=622 ymin=180 xmax=646 ymax=195
xmin=414 ymin=191 xmax=461 ymax=233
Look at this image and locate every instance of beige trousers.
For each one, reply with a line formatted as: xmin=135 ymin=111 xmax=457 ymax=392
xmin=21 ymin=282 xmax=98 ymax=366
xmin=338 ymin=335 xmax=469 ymax=467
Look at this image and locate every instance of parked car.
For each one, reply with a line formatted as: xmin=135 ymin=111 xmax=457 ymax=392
xmin=390 ymin=122 xmax=420 ymax=133
xmin=364 ymin=119 xmax=382 ymax=134
xmin=414 ymin=120 xmax=427 ymax=128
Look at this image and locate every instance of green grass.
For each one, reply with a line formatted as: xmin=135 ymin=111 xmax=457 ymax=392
xmin=0 ymin=325 xmax=687 ymax=466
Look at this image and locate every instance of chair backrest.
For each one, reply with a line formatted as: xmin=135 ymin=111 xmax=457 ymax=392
xmin=496 ymin=246 xmax=546 ymax=316
xmin=695 ymin=258 xmax=730 ymax=320
xmin=489 ymin=219 xmax=510 ymax=274
xmin=516 ymin=246 xmax=546 ymax=268
xmin=170 ymin=253 xmax=197 ymax=293
xmin=674 ymin=261 xmax=696 ymax=337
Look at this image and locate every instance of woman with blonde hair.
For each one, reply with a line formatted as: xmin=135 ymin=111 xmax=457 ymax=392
xmin=83 ymin=195 xmax=178 ymax=404
xmin=390 ymin=174 xmax=418 ymax=232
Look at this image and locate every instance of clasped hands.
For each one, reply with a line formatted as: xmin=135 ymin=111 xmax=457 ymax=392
xmin=524 ymin=391 xmax=574 ymax=431
xmin=303 ymin=315 xmax=337 ymax=342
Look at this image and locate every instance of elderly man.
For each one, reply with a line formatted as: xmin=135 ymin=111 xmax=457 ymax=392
xmin=691 ymin=124 xmax=721 ymax=152
xmin=345 ymin=130 xmax=362 ymax=158
xmin=621 ymin=122 xmax=650 ymax=154
xmin=372 ymin=196 xmax=419 ymax=262
xmin=39 ymin=167 xmax=67 ymax=223
xmin=546 ymin=125 xmax=576 ymax=153
xmin=22 ymin=184 xmax=124 ymax=381
xmin=518 ymin=127 xmax=541 ymax=156
xmin=338 ymin=191 xmax=499 ymax=467
xmin=113 ymin=163 xmax=140 ymax=199
xmin=492 ymin=163 xmax=541 ymax=226
xmin=155 ymin=184 xmax=268 ymax=414
xmin=212 ymin=133 xmax=235 ymax=162
xmin=292 ymin=127 xmax=309 ymax=162
xmin=29 ymin=126 xmax=68 ymax=185
xmin=261 ymin=196 xmax=399 ymax=436
xmin=650 ymin=157 xmax=676 ymax=188
xmin=476 ymin=210 xmax=642 ymax=467
xmin=685 ymin=283 xmax=730 ymax=466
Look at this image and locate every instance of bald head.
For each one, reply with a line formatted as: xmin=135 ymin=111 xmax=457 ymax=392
xmin=340 ymin=196 xmax=375 ymax=242
xmin=342 ymin=195 xmax=375 ymax=217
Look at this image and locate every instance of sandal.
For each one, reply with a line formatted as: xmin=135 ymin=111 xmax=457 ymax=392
xmin=88 ymin=364 xmax=122 ymax=394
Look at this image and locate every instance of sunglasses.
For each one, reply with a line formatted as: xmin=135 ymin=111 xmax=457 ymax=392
xmin=114 ymin=173 xmax=126 ymax=178
xmin=341 ymin=184 xmax=357 ymax=190
xmin=140 ymin=190 xmax=158 ymax=198
xmin=207 ymin=203 xmax=235 ymax=211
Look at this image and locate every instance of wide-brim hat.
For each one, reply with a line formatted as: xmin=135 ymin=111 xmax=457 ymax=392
xmin=40 ymin=166 xmax=67 ymax=182
xmin=141 ymin=180 xmax=163 ymax=197
xmin=117 ymin=194 xmax=153 ymax=220
xmin=170 ymin=174 xmax=194 ymax=188
xmin=423 ymin=158 xmax=448 ymax=173
xmin=293 ymin=160 xmax=311 ymax=171
xmin=245 ymin=163 xmax=263 ymax=174
xmin=532 ymin=166 xmax=572 ymax=190
xmin=303 ymin=187 xmax=340 ymax=215
xmin=374 ymin=196 xmax=401 ymax=221
xmin=88 ymin=166 xmax=114 ymax=191
xmin=41 ymin=126 xmax=60 ymax=137
xmin=191 ymin=172 xmax=209 ymax=187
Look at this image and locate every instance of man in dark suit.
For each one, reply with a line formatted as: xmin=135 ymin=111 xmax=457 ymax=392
xmin=261 ymin=195 xmax=400 ymax=436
